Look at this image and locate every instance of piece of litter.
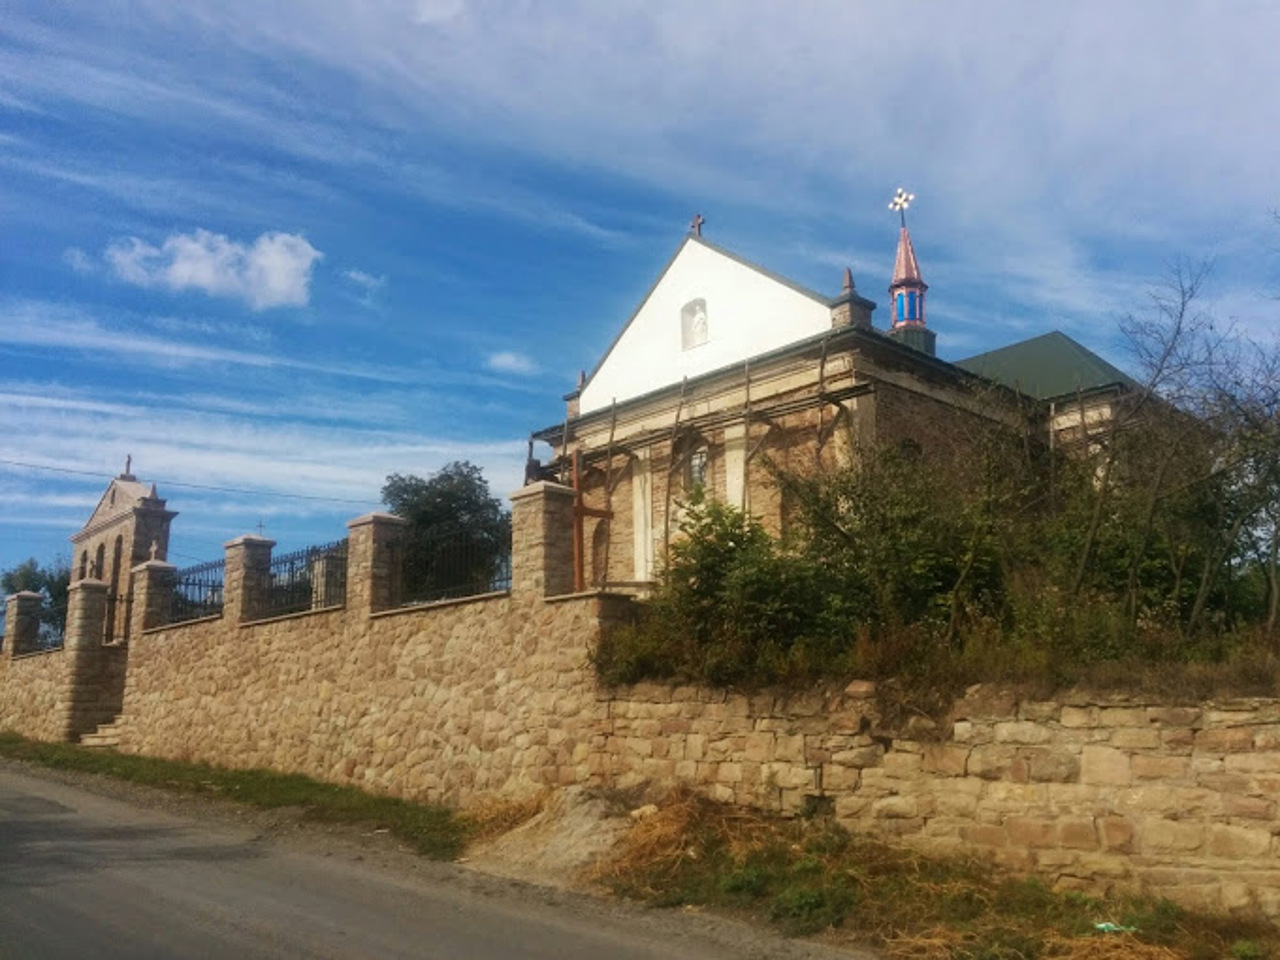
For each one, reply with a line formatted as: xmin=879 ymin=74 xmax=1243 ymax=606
xmin=1095 ymin=922 xmax=1138 ymax=934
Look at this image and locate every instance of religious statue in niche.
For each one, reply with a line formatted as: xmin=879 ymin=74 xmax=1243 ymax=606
xmin=681 ymin=297 xmax=708 ymax=350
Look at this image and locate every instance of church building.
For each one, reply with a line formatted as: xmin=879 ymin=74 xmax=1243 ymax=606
xmin=531 ymin=197 xmax=1138 ymax=592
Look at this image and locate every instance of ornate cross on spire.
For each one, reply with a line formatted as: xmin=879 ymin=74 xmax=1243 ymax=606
xmin=689 ymin=213 xmax=705 ymax=237
xmin=889 ymin=187 xmax=915 ymax=227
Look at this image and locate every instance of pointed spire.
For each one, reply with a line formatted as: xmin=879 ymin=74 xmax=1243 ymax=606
xmin=891 ymin=226 xmax=925 ymax=289
xmin=842 ymin=267 xmax=854 ymax=292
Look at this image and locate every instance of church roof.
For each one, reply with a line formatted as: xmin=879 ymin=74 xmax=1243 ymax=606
xmin=957 ymin=331 xmax=1139 ymax=401
xmin=890 ymin=226 xmax=926 ymax=289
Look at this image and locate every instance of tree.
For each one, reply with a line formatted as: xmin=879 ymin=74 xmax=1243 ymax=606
xmin=1 ymin=556 xmax=70 ymax=649
xmin=381 ymin=462 xmax=511 ymax=602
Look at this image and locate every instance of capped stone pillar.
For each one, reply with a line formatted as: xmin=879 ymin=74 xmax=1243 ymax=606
xmin=346 ymin=512 xmax=408 ymax=616
xmin=3 ymin=591 xmax=44 ymax=659
xmin=509 ymin=481 xmax=576 ymax=598
xmin=223 ymin=535 xmax=274 ymax=623
xmin=65 ymin=579 xmax=108 ymax=652
xmin=130 ymin=558 xmax=177 ymax=637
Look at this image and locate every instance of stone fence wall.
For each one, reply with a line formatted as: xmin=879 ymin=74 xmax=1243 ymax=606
xmin=1 ymin=587 xmax=127 ymax=741
xmin=597 ymin=681 xmax=1280 ymax=915
xmin=112 ymin=482 xmax=631 ymax=804
xmin=7 ymin=478 xmax=1280 ymax=914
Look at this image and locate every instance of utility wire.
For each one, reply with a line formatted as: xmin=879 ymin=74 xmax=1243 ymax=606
xmin=0 ymin=457 xmax=380 ymax=506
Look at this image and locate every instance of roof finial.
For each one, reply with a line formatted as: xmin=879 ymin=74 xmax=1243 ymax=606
xmin=148 ymin=540 xmax=158 ymax=561
xmin=689 ymin=213 xmax=705 ymax=237
xmin=121 ymin=453 xmax=133 ymax=479
xmin=842 ymin=267 xmax=855 ymax=292
xmin=889 ymin=187 xmax=915 ymax=228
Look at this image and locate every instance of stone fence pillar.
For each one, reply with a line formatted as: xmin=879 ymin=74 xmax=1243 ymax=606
xmin=223 ymin=535 xmax=274 ymax=623
xmin=510 ymin=481 xmax=576 ymax=598
xmin=63 ymin=579 xmax=110 ymax=739
xmin=346 ymin=512 xmax=408 ymax=616
xmin=3 ymin=591 xmax=43 ymax=659
xmin=65 ymin=580 xmax=108 ymax=653
xmin=130 ymin=559 xmax=177 ymax=637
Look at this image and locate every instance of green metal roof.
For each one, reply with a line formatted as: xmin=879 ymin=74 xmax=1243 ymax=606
xmin=956 ymin=331 xmax=1138 ymax=401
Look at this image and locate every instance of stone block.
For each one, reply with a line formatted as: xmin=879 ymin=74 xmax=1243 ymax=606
xmin=1206 ymin=824 xmax=1272 ymax=859
xmin=1098 ymin=707 xmax=1149 ymax=727
xmin=1225 ymin=752 xmax=1280 ymax=775
xmin=1225 ymin=795 xmax=1274 ymax=819
xmin=1140 ymin=819 xmax=1204 ymax=853
xmin=961 ymin=823 xmax=1008 ymax=847
xmin=1025 ymin=748 xmax=1080 ymax=783
xmin=882 ymin=751 xmax=923 ymax=777
xmin=994 ymin=720 xmax=1053 ymax=745
xmin=774 ymin=733 xmax=806 ymax=763
xmin=968 ymin=744 xmax=1017 ymax=779
xmin=1006 ymin=817 xmax=1056 ymax=848
xmin=1081 ymin=745 xmax=1131 ymax=786
xmin=1109 ymin=727 xmax=1162 ymax=750
xmin=1252 ymin=724 xmax=1280 ymax=750
xmin=1194 ymin=727 xmax=1254 ymax=754
xmin=1147 ymin=706 xmax=1202 ymax=727
xmin=872 ymin=796 xmax=918 ymax=819
xmin=1130 ymin=754 xmax=1188 ymax=779
xmin=1057 ymin=818 xmax=1098 ymax=850
xmin=922 ymin=744 xmax=969 ymax=777
xmin=1098 ymin=817 xmax=1134 ymax=852
xmin=832 ymin=745 xmax=882 ymax=768
xmin=1059 ymin=706 xmax=1097 ymax=728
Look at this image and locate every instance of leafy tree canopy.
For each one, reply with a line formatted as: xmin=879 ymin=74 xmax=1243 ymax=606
xmin=1 ymin=557 xmax=70 ymax=606
xmin=381 ymin=462 xmax=511 ymax=603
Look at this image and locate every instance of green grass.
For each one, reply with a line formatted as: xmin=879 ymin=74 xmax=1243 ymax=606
xmin=596 ymin=790 xmax=1280 ymax=959
xmin=0 ymin=731 xmax=466 ymax=859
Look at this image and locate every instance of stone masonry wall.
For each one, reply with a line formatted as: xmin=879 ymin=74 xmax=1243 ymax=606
xmin=118 ymin=592 xmax=626 ymax=803
xmin=0 ymin=648 xmax=76 ymax=742
xmin=596 ymin=681 xmax=1280 ymax=917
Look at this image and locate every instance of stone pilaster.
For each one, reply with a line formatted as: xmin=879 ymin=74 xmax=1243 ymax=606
xmin=346 ymin=512 xmax=408 ymax=615
xmin=223 ymin=535 xmax=275 ymax=623
xmin=130 ymin=559 xmax=177 ymax=636
xmin=3 ymin=591 xmax=43 ymax=659
xmin=510 ymin=481 xmax=576 ymax=598
xmin=63 ymin=579 xmax=109 ymax=740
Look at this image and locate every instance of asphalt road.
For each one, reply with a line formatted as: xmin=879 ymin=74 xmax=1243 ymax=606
xmin=0 ymin=764 xmax=865 ymax=960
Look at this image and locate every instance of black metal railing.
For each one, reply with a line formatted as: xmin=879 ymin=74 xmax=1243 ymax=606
xmin=400 ymin=521 xmax=512 ymax=606
xmin=251 ymin=538 xmax=348 ymax=620
xmin=166 ymin=559 xmax=225 ymax=625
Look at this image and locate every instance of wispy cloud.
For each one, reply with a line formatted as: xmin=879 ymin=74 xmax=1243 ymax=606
xmin=343 ymin=268 xmax=385 ymax=292
xmin=63 ymin=247 xmax=95 ymax=274
xmin=104 ymin=229 xmax=322 ymax=310
xmin=485 ymin=351 xmax=539 ymax=375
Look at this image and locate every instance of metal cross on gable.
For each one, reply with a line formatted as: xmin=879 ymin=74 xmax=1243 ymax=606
xmin=889 ymin=187 xmax=915 ymax=227
xmin=689 ymin=213 xmax=705 ymax=237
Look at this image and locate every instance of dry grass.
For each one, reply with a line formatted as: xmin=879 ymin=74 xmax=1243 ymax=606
xmin=459 ymin=791 xmax=548 ymax=844
xmin=593 ymin=788 xmax=1280 ymax=959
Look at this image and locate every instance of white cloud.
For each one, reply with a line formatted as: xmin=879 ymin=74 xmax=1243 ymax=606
xmin=105 ymin=228 xmax=322 ymax=310
xmin=63 ymin=247 xmax=95 ymax=274
xmin=343 ymin=268 xmax=386 ymax=292
xmin=485 ymin=351 xmax=538 ymax=375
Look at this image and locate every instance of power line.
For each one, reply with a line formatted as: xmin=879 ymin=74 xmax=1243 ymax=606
xmin=0 ymin=457 xmax=381 ymax=506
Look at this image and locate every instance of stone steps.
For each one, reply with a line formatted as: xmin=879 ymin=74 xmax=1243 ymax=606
xmin=79 ymin=717 xmax=125 ymax=749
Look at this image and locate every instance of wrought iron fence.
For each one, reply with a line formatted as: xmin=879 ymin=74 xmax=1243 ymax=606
xmin=251 ymin=538 xmax=348 ymax=620
xmin=165 ymin=559 xmax=225 ymax=625
xmin=400 ymin=521 xmax=512 ymax=606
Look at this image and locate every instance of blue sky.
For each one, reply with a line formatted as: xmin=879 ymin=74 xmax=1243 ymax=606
xmin=1 ymin=0 xmax=1277 ymax=574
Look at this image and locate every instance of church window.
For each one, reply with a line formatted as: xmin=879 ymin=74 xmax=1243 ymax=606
xmin=907 ymin=290 xmax=917 ymax=320
xmin=686 ymin=445 xmax=709 ymax=490
xmin=79 ymin=551 xmax=88 ymax=581
xmin=681 ymin=298 xmax=709 ymax=350
xmin=896 ymin=293 xmax=905 ymax=322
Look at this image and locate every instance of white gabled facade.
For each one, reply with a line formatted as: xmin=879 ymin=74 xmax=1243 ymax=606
xmin=578 ymin=236 xmax=832 ymax=415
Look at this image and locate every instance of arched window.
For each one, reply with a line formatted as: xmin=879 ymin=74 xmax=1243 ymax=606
xmin=79 ymin=551 xmax=88 ymax=581
xmin=94 ymin=544 xmax=105 ymax=581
